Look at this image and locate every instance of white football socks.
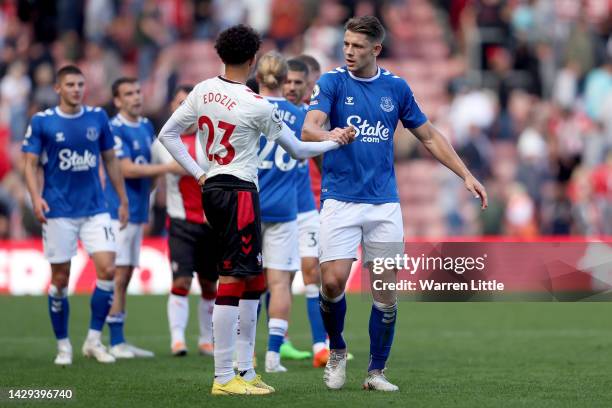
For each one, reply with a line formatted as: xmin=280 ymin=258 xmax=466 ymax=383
xmin=236 ymin=299 xmax=259 ymax=377
xmin=85 ymin=329 xmax=101 ymax=343
xmin=213 ymin=304 xmax=239 ymax=384
xmin=198 ymin=297 xmax=215 ymax=345
xmin=57 ymin=338 xmax=72 ymax=351
xmin=168 ymin=294 xmax=189 ymax=345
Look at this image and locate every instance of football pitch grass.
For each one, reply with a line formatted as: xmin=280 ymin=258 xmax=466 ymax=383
xmin=2 ymin=295 xmax=611 ymax=407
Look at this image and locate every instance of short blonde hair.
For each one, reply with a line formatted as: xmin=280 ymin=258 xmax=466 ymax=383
xmin=256 ymin=51 xmax=288 ymax=90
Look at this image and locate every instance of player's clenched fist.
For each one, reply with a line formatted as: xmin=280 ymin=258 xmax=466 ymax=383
xmin=343 ymin=126 xmax=356 ymax=143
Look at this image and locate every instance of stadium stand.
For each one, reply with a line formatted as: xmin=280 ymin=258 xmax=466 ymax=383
xmin=0 ymin=0 xmax=610 ymax=240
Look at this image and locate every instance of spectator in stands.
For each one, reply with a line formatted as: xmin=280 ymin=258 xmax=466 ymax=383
xmin=0 ymin=60 xmax=30 ymax=142
xmin=0 ymin=0 xmax=609 ymax=240
xmin=31 ymin=63 xmax=58 ymax=111
xmin=583 ymin=57 xmax=612 ymax=122
xmin=268 ymin=0 xmax=305 ymax=50
xmin=565 ymin=13 xmax=596 ymax=77
xmin=79 ymin=41 xmax=121 ymax=106
xmin=193 ymin=0 xmax=215 ymax=39
xmin=84 ymin=0 xmax=116 ymax=43
xmin=552 ymin=60 xmax=580 ymax=109
xmin=135 ymin=0 xmax=173 ymax=80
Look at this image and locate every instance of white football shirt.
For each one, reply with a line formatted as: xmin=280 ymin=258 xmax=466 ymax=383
xmin=170 ymin=76 xmax=286 ymax=187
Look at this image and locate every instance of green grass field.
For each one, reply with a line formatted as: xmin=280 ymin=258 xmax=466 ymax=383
xmin=1 ymin=295 xmax=612 ymax=407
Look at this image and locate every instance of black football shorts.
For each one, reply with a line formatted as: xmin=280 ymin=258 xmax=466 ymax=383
xmin=201 ymin=174 xmax=263 ymax=277
xmin=168 ymin=217 xmax=219 ymax=281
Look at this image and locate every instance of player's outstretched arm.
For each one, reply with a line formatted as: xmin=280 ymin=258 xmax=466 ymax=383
xmin=302 ymin=110 xmax=354 ymax=144
xmin=276 ymin=123 xmax=349 ymax=160
xmin=150 ymin=140 xmax=189 ymax=176
xmin=119 ymin=158 xmax=174 ymax=179
xmin=166 ymin=161 xmax=189 ymax=175
xmin=410 ymin=121 xmax=488 ymax=209
xmin=302 ymin=110 xmax=329 ymax=142
xmin=102 ymin=149 xmax=130 ymax=227
xmin=158 ymin=116 xmax=205 ymax=185
xmin=23 ymin=152 xmax=49 ymax=224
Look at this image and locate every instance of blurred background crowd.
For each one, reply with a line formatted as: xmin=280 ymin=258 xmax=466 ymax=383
xmin=0 ymin=0 xmax=610 ymax=240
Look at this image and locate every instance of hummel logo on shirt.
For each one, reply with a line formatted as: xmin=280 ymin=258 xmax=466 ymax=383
xmin=345 ymin=96 xmax=354 ymax=105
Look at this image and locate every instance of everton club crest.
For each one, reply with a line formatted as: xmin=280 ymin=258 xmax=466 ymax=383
xmin=86 ymin=127 xmax=99 ymax=141
xmin=380 ymin=97 xmax=394 ymax=113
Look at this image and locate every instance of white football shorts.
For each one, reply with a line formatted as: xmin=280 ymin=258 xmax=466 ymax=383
xmin=297 ymin=209 xmax=320 ymax=259
xmin=42 ymin=213 xmax=116 ymax=264
xmin=262 ymin=220 xmax=300 ymax=271
xmin=319 ymin=199 xmax=404 ymax=264
xmin=111 ymin=221 xmax=144 ymax=267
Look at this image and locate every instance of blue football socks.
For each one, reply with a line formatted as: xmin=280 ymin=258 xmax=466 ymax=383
xmin=368 ymin=301 xmax=397 ymax=372
xmin=89 ymin=279 xmax=114 ymax=332
xmin=305 ymin=284 xmax=327 ymax=346
xmin=48 ymin=285 xmax=69 ymax=340
xmin=107 ymin=312 xmax=126 ymax=346
xmin=319 ymin=291 xmax=347 ymax=350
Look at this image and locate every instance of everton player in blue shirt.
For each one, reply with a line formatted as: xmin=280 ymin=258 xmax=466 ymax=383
xmin=303 ymin=16 xmax=488 ymax=391
xmin=104 ymin=78 xmax=174 ymax=359
xmin=255 ymin=52 xmax=307 ymax=373
xmin=22 ymin=65 xmax=129 ymax=365
xmin=283 ymin=57 xmax=330 ymax=367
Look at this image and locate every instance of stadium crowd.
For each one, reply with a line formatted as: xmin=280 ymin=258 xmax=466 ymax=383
xmin=0 ymin=0 xmax=610 ymax=240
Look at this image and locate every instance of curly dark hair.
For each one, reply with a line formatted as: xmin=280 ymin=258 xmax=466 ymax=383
xmin=214 ymin=24 xmax=262 ymax=65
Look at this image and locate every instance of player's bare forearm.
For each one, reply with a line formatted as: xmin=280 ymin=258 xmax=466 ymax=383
xmin=302 ymin=110 xmax=335 ymax=142
xmin=120 ymin=159 xmax=172 ymax=179
xmin=23 ymin=152 xmax=50 ymax=222
xmin=102 ymin=150 xmax=128 ymax=204
xmin=167 ymin=161 xmax=188 ymax=175
xmin=302 ymin=119 xmax=329 ymax=142
xmin=23 ymin=153 xmax=41 ymax=200
xmin=411 ymin=122 xmax=470 ymax=180
xmin=303 ymin=110 xmax=355 ymax=145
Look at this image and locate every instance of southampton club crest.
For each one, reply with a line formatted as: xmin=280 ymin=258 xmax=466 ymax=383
xmin=86 ymin=127 xmax=99 ymax=142
xmin=380 ymin=96 xmax=394 ymax=113
xmin=271 ymin=106 xmax=284 ymax=131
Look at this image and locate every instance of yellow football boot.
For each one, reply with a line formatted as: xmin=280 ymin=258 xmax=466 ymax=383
xmin=211 ymin=376 xmax=271 ymax=395
xmin=241 ymin=374 xmax=275 ymax=393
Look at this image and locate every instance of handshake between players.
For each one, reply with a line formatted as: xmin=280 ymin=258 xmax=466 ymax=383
xmin=195 ymin=125 xmax=356 ymax=187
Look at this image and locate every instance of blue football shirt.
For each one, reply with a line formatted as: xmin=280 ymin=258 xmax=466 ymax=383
xmin=258 ymin=97 xmax=303 ymax=222
xmin=104 ymin=114 xmax=156 ymax=223
xmin=308 ymin=66 xmax=427 ymax=204
xmin=21 ymin=106 xmax=114 ymax=218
